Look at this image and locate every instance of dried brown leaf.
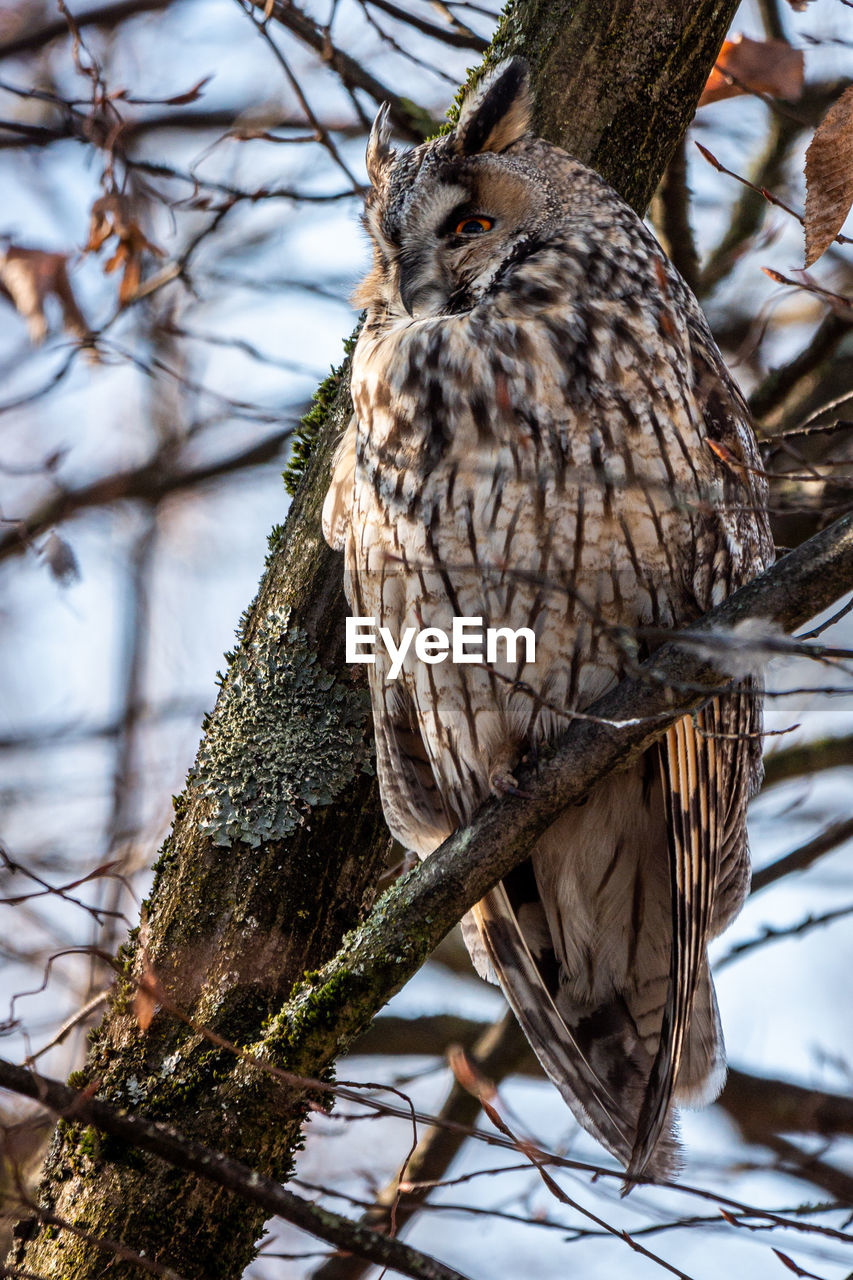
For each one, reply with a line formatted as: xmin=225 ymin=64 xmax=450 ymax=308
xmin=164 ymin=75 xmax=212 ymax=106
xmin=773 ymin=1254 xmax=801 ymax=1276
xmin=699 ymin=35 xmax=804 ymax=107
xmin=804 ymin=85 xmax=853 ymax=267
xmin=42 ymin=533 xmax=80 ymax=586
xmin=133 ymin=982 xmax=157 ymax=1032
xmin=0 ymin=246 xmax=90 ymax=345
xmin=85 ymin=192 xmax=164 ymax=307
xmin=133 ymin=915 xmax=161 ymax=1031
xmin=771 ymin=1250 xmax=825 ymax=1279
xmin=118 ymin=253 xmax=142 ymax=304
xmin=479 ymin=1097 xmax=503 ymax=1130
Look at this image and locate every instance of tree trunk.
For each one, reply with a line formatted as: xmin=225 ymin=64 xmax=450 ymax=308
xmin=11 ymin=3 xmax=742 ymax=1276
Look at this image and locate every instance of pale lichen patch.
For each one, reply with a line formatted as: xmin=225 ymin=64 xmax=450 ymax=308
xmin=191 ymin=608 xmax=372 ymax=848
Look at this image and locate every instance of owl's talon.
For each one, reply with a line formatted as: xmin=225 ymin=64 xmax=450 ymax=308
xmin=490 ymin=769 xmax=533 ymax=800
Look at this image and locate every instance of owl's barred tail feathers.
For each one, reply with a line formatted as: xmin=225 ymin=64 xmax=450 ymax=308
xmin=627 ymin=711 xmax=725 ymax=1177
xmin=468 ymin=887 xmax=683 ymax=1181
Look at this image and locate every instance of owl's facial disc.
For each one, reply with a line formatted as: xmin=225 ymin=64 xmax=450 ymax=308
xmin=357 ymin=60 xmax=540 ymax=319
xmin=394 ymin=163 xmax=538 ymax=318
xmin=398 ymin=211 xmax=502 ymax=317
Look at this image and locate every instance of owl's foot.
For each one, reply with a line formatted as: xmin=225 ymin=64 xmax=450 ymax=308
xmin=489 ymin=759 xmax=532 ymax=800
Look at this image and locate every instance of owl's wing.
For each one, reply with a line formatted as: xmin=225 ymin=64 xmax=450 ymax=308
xmin=628 ymin=319 xmax=771 ymax=1177
xmin=321 ymin=414 xmax=358 ymax=552
xmin=685 ymin=309 xmax=774 ymax=592
xmin=371 ymin=681 xmax=456 ymax=854
xmin=628 ymin=703 xmax=724 ymax=1177
xmin=322 ymin=414 xmax=458 ymax=849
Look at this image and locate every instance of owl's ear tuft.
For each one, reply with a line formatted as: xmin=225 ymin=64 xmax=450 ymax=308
xmin=366 ymin=102 xmax=395 ymax=187
xmin=455 ymin=58 xmax=532 ymax=157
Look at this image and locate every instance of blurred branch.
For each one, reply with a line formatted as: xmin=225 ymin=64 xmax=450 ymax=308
xmin=750 ymin=311 xmax=853 ymax=428
xmin=87 ymin=514 xmax=158 ymax=991
xmin=361 ymin=0 xmax=486 ymax=50
xmin=651 ymin=134 xmax=700 ymax=294
xmin=721 ymin=1062 xmax=853 ymax=1204
xmin=0 ymin=426 xmax=296 ymax=565
xmin=750 ymin=818 xmax=853 ymax=895
xmin=721 ymin=1069 xmax=853 ymax=1141
xmin=0 ymin=110 xmax=365 ymax=150
xmin=125 ymin=109 xmax=362 ymax=138
xmin=0 ymin=0 xmax=172 ymax=60
xmin=0 ymin=1058 xmax=470 ymax=1280
xmin=353 ymin=1014 xmax=495 ymax=1058
xmin=0 ymin=121 xmax=78 ymax=148
xmin=759 ymin=1134 xmax=853 ymax=1206
xmin=763 ymin=733 xmax=853 ymax=789
xmin=0 ymin=697 xmax=207 ymax=752
xmin=756 ymin=0 xmax=786 ymax=42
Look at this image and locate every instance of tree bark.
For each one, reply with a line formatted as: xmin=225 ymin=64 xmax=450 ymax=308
xmin=11 ymin=3 xmax=748 ymax=1277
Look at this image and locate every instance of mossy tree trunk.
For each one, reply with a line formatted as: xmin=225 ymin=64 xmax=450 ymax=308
xmin=11 ymin=3 xmax=742 ymax=1277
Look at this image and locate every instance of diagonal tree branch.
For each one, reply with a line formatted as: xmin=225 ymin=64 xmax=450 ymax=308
xmin=361 ymin=0 xmax=486 ymax=51
xmin=750 ymin=818 xmax=853 ymax=895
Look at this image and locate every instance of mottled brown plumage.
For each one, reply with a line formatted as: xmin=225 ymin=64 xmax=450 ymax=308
xmin=323 ymin=60 xmax=773 ymax=1178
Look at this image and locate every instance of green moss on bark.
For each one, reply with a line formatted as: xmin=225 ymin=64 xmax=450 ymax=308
xmin=282 ymin=329 xmax=359 ymax=498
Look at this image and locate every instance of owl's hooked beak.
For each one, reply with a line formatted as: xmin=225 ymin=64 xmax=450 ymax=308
xmin=399 ymin=280 xmax=418 ymax=317
xmin=397 ymin=253 xmax=423 ymax=317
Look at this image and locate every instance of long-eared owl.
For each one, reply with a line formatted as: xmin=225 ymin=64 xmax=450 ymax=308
xmin=323 ymin=59 xmax=773 ymax=1179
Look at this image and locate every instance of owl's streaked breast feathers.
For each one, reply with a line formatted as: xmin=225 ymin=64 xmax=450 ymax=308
xmin=322 ymin=59 xmax=773 ymax=1179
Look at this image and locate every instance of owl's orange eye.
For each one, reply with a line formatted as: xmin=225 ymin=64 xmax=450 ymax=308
xmin=453 ymin=216 xmax=494 ymax=235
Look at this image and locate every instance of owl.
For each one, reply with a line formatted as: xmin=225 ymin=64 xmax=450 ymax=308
xmin=323 ymin=59 xmax=773 ymax=1179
